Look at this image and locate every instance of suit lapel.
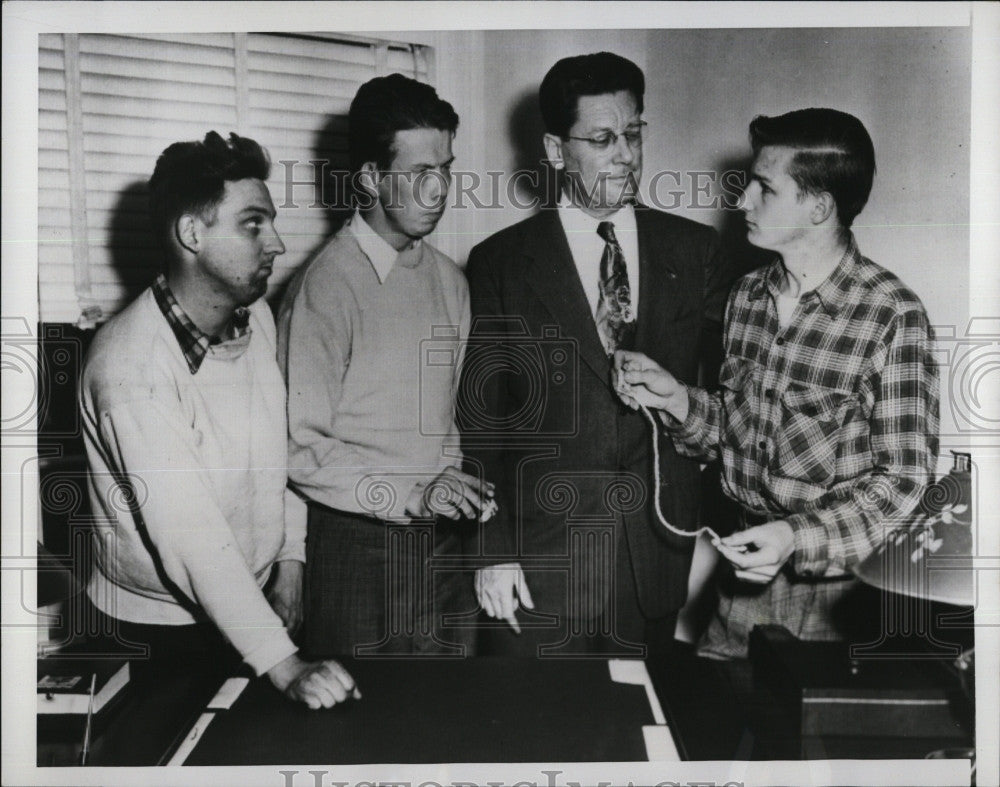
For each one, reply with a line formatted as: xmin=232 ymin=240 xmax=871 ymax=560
xmin=635 ymin=205 xmax=681 ymax=350
xmin=522 ymin=210 xmax=613 ymax=382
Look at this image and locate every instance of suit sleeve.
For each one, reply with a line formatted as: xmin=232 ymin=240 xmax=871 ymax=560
xmin=698 ymin=228 xmax=736 ymax=389
xmin=462 ymin=243 xmax=516 ymax=558
xmin=663 ymin=257 xmax=737 ymax=461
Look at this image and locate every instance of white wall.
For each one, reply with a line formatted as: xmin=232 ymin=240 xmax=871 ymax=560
xmin=641 ymin=27 xmax=971 ymax=336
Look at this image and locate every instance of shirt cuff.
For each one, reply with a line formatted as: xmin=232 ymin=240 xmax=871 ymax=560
xmin=661 ymin=384 xmax=709 ymax=440
xmin=278 ymin=487 xmax=308 ymax=563
xmin=242 ymin=628 xmax=299 ymax=676
xmin=276 ymin=544 xmax=307 ymax=564
xmin=786 ymin=510 xmax=831 ymax=577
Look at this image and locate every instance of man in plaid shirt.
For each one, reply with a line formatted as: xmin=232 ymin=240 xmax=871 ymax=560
xmin=614 ymin=108 xmax=939 ymax=658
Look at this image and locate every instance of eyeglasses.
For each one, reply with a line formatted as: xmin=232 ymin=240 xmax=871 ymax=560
xmin=564 ymin=122 xmax=647 ymax=151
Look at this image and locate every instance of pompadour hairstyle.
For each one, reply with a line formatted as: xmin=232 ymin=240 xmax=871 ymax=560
xmin=749 ymin=108 xmax=876 ymax=228
xmin=348 ymin=73 xmax=459 ymax=172
xmin=148 ymin=131 xmax=271 ymax=246
xmin=539 ymin=52 xmax=645 ymax=138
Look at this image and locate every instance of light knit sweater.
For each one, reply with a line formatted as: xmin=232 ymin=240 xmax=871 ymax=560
xmin=80 ymin=288 xmax=302 ymax=675
xmin=277 ymin=214 xmax=469 ymax=520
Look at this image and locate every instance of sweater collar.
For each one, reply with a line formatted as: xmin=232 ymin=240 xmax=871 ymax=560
xmin=349 ymin=212 xmax=424 ymax=284
xmin=151 ymin=274 xmax=251 ymax=374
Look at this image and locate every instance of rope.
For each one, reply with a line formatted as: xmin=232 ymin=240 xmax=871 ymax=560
xmin=638 ymin=402 xmax=722 ymax=543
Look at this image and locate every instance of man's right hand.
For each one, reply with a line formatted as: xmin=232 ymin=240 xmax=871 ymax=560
xmin=267 ymin=653 xmax=361 ymax=709
xmin=613 ymin=350 xmax=689 ymax=422
xmin=405 ymin=466 xmax=495 ymax=521
xmin=475 ymin=562 xmax=534 ymax=634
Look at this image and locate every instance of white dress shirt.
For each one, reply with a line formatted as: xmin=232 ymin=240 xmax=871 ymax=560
xmin=349 ymin=210 xmax=424 ymax=284
xmin=556 ymin=199 xmax=640 ymax=320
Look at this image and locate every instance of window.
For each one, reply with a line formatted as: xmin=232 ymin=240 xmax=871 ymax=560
xmin=38 ymin=32 xmax=432 ymax=325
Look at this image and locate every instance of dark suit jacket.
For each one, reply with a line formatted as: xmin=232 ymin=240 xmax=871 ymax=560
xmin=461 ymin=204 xmax=733 ymax=621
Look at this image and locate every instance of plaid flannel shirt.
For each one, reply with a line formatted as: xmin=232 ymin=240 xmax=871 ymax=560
xmin=151 ymin=274 xmax=251 ymax=374
xmin=670 ymin=238 xmax=939 ymax=578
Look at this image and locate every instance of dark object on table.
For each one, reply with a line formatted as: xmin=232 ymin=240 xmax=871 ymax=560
xmin=184 ymin=658 xmax=654 ymax=764
xmin=749 ymin=625 xmax=967 ymax=739
xmin=38 ymin=657 xmax=129 ymax=716
xmin=37 ymin=656 xmax=130 ymax=737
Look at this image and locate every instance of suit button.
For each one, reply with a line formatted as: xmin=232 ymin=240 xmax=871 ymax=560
xmin=776 ymin=337 xmax=785 ymax=346
xmin=757 ymin=440 xmax=767 ymax=451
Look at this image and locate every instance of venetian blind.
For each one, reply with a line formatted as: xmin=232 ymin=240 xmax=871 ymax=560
xmin=38 ymin=32 xmax=431 ymax=325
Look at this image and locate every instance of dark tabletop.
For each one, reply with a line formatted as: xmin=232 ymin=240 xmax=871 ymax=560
xmin=40 ymin=643 xmax=973 ymax=766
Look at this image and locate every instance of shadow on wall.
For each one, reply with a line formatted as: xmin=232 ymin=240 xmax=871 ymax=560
xmin=711 ymin=152 xmax=773 ymax=279
xmin=507 ymin=87 xmax=559 ymax=212
xmin=313 ymin=111 xmax=354 ymax=239
xmin=266 ymin=112 xmax=354 ymax=308
xmin=108 ymin=179 xmax=162 ymax=310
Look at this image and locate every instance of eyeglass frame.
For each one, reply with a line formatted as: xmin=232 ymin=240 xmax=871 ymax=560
xmin=563 ymin=121 xmax=648 ymax=151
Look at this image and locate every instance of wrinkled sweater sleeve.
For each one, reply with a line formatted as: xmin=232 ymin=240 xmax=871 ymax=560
xmin=97 ymin=397 xmax=297 ymax=675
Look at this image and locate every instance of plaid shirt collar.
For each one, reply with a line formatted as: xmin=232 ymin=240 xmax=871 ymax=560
xmin=750 ymin=235 xmax=862 ymax=317
xmin=151 ymin=274 xmax=251 ymax=375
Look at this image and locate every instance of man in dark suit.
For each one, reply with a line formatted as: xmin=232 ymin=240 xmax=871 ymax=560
xmin=461 ymin=52 xmax=733 ymax=656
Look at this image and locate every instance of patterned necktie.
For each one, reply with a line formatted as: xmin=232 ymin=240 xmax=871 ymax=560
xmin=595 ymin=220 xmax=636 ymax=354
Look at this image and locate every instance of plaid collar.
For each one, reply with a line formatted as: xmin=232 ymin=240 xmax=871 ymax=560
xmin=151 ymin=274 xmax=251 ymax=374
xmin=750 ymin=235 xmax=861 ymax=317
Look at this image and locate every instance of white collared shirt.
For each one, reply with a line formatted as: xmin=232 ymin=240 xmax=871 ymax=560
xmin=556 ymin=199 xmax=640 ymax=319
xmin=349 ymin=211 xmax=421 ymax=284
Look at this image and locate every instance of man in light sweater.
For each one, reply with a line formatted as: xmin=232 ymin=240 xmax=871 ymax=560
xmin=278 ymin=74 xmax=492 ymax=656
xmin=80 ymin=131 xmax=358 ymax=708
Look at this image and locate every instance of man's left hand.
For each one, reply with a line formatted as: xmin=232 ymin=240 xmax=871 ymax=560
xmin=267 ymin=560 xmax=304 ymax=636
xmin=713 ymin=520 xmax=795 ymax=584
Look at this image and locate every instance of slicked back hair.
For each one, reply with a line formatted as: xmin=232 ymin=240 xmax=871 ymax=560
xmin=749 ymin=108 xmax=876 ymax=228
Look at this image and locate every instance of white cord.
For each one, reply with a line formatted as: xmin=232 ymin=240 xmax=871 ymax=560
xmin=638 ymin=402 xmax=722 ymax=542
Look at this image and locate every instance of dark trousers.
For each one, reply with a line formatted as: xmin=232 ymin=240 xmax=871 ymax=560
xmin=80 ymin=596 xmax=242 ymax=684
xmin=478 ymin=530 xmax=678 ymax=658
xmin=303 ymin=503 xmax=478 ymax=658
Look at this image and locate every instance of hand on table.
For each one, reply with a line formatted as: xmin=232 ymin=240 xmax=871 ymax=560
xmin=267 ymin=653 xmax=360 ymax=709
xmin=713 ymin=520 xmax=795 ymax=584
xmin=405 ymin=467 xmax=495 ymax=521
xmin=612 ymin=350 xmax=689 ymax=422
xmin=475 ymin=562 xmax=534 ymax=634
xmin=266 ymin=560 xmax=303 ymax=636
